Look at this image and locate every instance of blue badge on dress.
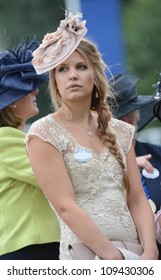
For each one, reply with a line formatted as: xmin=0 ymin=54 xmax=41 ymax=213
xmin=74 ymin=148 xmax=92 ymax=163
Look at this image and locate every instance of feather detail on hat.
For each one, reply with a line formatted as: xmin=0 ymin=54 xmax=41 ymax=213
xmin=32 ymin=11 xmax=87 ymax=74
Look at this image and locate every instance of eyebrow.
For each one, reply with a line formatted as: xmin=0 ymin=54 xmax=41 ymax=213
xmin=58 ymin=61 xmax=86 ymax=66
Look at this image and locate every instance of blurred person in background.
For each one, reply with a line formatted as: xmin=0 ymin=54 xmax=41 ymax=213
xmin=153 ymin=97 xmax=161 ymax=257
xmin=0 ymin=38 xmax=60 ymax=260
xmin=153 ymin=83 xmax=161 ymax=123
xmin=108 ymin=73 xmax=161 ymax=258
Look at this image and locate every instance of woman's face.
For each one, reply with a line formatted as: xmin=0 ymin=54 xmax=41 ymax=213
xmin=54 ymin=50 xmax=95 ymax=103
xmin=10 ymin=89 xmax=39 ymax=122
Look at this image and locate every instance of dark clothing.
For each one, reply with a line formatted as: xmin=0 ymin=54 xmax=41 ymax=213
xmin=135 ymin=140 xmax=161 ymax=259
xmin=0 ymin=242 xmax=60 ymax=260
xmin=135 ymin=140 xmax=161 ymax=212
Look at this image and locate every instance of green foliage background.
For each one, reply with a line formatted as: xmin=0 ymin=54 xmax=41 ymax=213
xmin=0 ymin=0 xmax=65 ymax=49
xmin=0 ymin=0 xmax=65 ymax=122
xmin=123 ymin=0 xmax=161 ymax=96
xmin=122 ymin=0 xmax=161 ymax=131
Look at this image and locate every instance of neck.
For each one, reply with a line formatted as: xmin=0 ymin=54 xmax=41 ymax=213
xmin=17 ymin=122 xmax=25 ymax=131
xmin=61 ymin=105 xmax=92 ymax=124
xmin=59 ymin=106 xmax=95 ymax=137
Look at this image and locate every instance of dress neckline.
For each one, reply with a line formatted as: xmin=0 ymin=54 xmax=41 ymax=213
xmin=47 ymin=114 xmax=107 ymax=159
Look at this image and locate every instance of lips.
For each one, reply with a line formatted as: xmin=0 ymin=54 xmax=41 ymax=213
xmin=67 ymin=84 xmax=81 ymax=89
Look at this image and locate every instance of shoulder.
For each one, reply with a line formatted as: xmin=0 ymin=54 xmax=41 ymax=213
xmin=0 ymin=127 xmax=34 ymax=171
xmin=0 ymin=126 xmax=25 ymax=138
xmin=0 ymin=127 xmax=25 ymax=153
xmin=27 ymin=114 xmax=59 ymax=138
xmin=25 ymin=114 xmax=63 ymax=153
xmin=135 ymin=140 xmax=161 ymax=159
xmin=110 ymin=117 xmax=135 ymax=135
xmin=28 ymin=115 xmax=51 ymax=132
xmin=109 ymin=117 xmax=135 ymax=155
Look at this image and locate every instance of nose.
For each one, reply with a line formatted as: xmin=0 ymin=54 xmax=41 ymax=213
xmin=32 ymin=89 xmax=39 ymax=96
xmin=69 ymin=68 xmax=78 ymax=80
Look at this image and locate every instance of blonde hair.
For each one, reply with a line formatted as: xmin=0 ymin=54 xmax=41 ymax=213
xmin=49 ymin=38 xmax=130 ymax=193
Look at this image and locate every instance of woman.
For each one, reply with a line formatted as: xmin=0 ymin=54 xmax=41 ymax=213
xmin=108 ymin=73 xmax=161 ymax=258
xmin=0 ymin=38 xmax=60 ymax=260
xmin=25 ymin=12 xmax=158 ymax=260
xmin=108 ymin=73 xmax=161 ymax=212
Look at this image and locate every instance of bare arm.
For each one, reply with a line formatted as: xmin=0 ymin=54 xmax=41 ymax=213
xmin=27 ymin=136 xmax=123 ymax=260
xmin=127 ymin=145 xmax=158 ymax=259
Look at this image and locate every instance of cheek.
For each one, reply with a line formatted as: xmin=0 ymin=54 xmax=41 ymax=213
xmin=85 ymin=75 xmax=94 ymax=89
xmin=55 ymin=75 xmax=64 ymax=91
xmin=56 ymin=81 xmax=63 ymax=94
xmin=16 ymin=97 xmax=33 ymax=112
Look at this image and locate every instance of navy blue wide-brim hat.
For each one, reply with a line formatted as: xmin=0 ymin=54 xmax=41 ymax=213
xmin=0 ymin=38 xmax=48 ymax=110
xmin=108 ymin=73 xmax=160 ymax=132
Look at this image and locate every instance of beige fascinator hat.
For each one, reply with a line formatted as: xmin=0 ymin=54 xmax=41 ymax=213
xmin=32 ymin=12 xmax=87 ymax=74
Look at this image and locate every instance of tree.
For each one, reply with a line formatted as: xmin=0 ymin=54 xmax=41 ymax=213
xmin=0 ymin=0 xmax=65 ymax=49
xmin=0 ymin=0 xmax=65 ymax=120
xmin=122 ymin=0 xmax=161 ymax=96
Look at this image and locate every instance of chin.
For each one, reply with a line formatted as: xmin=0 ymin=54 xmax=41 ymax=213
xmin=29 ymin=108 xmax=39 ymax=118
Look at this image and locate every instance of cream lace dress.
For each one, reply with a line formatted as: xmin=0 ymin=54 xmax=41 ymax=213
xmin=25 ymin=114 xmax=139 ymax=259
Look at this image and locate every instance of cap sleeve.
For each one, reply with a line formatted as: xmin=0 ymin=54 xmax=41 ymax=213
xmin=24 ymin=115 xmax=63 ymax=154
xmin=110 ymin=118 xmax=135 ymax=156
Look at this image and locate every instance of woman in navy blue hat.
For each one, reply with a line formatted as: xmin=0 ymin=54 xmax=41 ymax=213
xmin=108 ymin=73 xmax=161 ymax=211
xmin=0 ymin=38 xmax=60 ymax=259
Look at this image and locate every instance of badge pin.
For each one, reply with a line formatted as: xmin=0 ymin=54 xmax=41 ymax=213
xmin=142 ymin=168 xmax=159 ymax=179
xmin=74 ymin=149 xmax=92 ymax=163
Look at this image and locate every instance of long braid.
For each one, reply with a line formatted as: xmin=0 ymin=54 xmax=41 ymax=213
xmin=96 ymin=98 xmax=130 ymax=193
xmin=77 ymin=39 xmax=131 ymax=193
xmin=78 ymin=39 xmax=130 ymax=193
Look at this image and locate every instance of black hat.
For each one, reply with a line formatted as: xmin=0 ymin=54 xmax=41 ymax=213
xmin=153 ymin=77 xmax=161 ymax=122
xmin=153 ymin=99 xmax=161 ymax=122
xmin=108 ymin=73 xmax=160 ymax=132
xmin=0 ymin=37 xmax=48 ymax=110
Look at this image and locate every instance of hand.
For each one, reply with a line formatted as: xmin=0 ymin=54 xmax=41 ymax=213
xmin=136 ymin=154 xmax=154 ymax=173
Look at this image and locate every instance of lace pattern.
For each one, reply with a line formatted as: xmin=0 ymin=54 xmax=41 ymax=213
xmin=25 ymin=115 xmax=138 ymax=259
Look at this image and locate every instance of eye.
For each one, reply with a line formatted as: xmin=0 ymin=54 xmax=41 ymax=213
xmin=76 ymin=63 xmax=88 ymax=70
xmin=57 ymin=65 xmax=68 ymax=72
